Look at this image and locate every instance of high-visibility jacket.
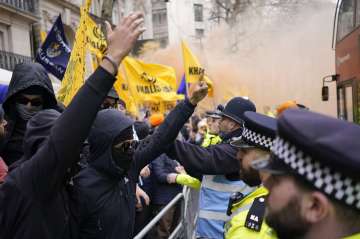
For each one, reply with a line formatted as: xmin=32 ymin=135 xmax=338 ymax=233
xmin=344 ymin=233 xmax=360 ymax=239
xmin=224 ymin=187 xmax=278 ymax=239
xmin=196 ymin=175 xmax=254 ymax=238
xmin=195 ymin=134 xmax=254 ymax=239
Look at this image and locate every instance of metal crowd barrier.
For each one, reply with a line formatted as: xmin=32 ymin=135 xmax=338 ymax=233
xmin=134 ymin=186 xmax=195 ymax=239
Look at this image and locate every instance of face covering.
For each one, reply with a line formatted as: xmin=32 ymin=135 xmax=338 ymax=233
xmin=112 ymin=140 xmax=138 ymax=174
xmin=16 ymin=103 xmax=43 ymax=121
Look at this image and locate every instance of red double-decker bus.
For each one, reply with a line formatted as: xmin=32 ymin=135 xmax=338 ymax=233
xmin=332 ymin=0 xmax=360 ymax=123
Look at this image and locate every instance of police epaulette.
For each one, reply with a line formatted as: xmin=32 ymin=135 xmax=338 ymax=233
xmin=244 ymin=196 xmax=266 ymax=232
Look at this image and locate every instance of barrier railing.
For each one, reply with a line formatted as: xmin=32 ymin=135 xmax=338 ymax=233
xmin=134 ymin=186 xmax=191 ymax=239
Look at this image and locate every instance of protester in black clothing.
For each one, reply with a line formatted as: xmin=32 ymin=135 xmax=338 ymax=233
xmin=0 ymin=62 xmax=58 ymax=166
xmin=72 ymin=79 xmax=208 ymax=239
xmin=0 ymin=12 xmax=146 ymax=239
xmin=101 ymin=88 xmax=120 ymax=110
xmin=148 ymin=154 xmax=182 ymax=239
xmin=166 ymin=97 xmax=256 ymax=176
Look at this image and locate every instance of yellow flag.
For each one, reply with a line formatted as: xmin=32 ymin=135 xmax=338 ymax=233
xmin=40 ymin=31 xmax=47 ymax=43
xmin=181 ymin=40 xmax=213 ymax=96
xmin=86 ymin=14 xmax=107 ymax=58
xmin=114 ymin=70 xmax=138 ymax=116
xmin=84 ymin=0 xmax=92 ymax=12
xmin=57 ymin=5 xmax=89 ymax=106
xmin=57 ymin=0 xmax=109 ymax=106
xmin=123 ymin=57 xmax=184 ymax=103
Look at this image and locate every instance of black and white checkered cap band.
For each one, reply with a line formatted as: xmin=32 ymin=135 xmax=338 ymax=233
xmin=272 ymin=136 xmax=360 ymax=210
xmin=242 ymin=127 xmax=273 ymax=150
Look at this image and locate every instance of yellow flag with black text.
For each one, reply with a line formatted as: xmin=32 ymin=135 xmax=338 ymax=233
xmin=86 ymin=14 xmax=107 ymax=58
xmin=181 ymin=40 xmax=213 ymax=96
xmin=113 ymin=69 xmax=138 ymax=116
xmin=57 ymin=0 xmax=109 ymax=106
xmin=123 ymin=57 xmax=184 ymax=103
xmin=57 ymin=4 xmax=89 ymax=106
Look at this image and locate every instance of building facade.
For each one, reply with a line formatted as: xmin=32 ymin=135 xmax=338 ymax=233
xmin=0 ymin=0 xmax=39 ymax=73
xmin=0 ymin=0 xmax=214 ymax=77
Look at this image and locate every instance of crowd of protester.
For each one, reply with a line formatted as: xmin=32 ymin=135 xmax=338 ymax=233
xmin=0 ymin=12 xmax=360 ymax=239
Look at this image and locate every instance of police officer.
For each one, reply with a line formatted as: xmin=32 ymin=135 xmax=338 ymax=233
xmin=255 ymin=109 xmax=360 ymax=239
xmin=178 ymin=98 xmax=255 ymax=239
xmin=201 ymin=110 xmax=222 ymax=147
xmin=224 ymin=111 xmax=278 ymax=239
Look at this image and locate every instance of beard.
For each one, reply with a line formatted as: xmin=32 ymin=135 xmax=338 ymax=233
xmin=240 ymin=164 xmax=261 ymax=187
xmin=265 ymin=195 xmax=310 ymax=239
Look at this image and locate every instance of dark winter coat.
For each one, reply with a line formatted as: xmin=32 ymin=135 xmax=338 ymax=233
xmin=73 ymin=99 xmax=196 ymax=239
xmin=166 ymin=128 xmax=243 ymax=176
xmin=0 ymin=63 xmax=57 ymax=165
xmin=0 ymin=66 xmax=117 ymax=239
xmin=149 ymin=154 xmax=182 ymax=205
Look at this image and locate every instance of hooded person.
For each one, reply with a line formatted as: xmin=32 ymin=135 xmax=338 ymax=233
xmin=0 ymin=11 xmax=147 ymax=239
xmin=0 ymin=66 xmax=116 ymax=239
xmin=0 ymin=62 xmax=57 ymax=166
xmin=72 ymin=79 xmax=209 ymax=239
xmin=100 ymin=88 xmax=120 ymax=110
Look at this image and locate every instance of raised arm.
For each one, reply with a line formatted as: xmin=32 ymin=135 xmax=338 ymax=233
xmin=14 ymin=13 xmax=146 ymax=200
xmin=134 ymin=78 xmax=209 ymax=173
xmin=166 ymin=141 xmax=240 ymax=176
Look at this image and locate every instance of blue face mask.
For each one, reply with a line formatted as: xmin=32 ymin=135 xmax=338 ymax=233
xmin=15 ymin=103 xmax=43 ymax=121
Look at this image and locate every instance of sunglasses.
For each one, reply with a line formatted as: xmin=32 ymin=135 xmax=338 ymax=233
xmin=101 ymin=102 xmax=118 ymax=109
xmin=114 ymin=139 xmax=139 ymax=153
xmin=16 ymin=96 xmax=43 ymax=107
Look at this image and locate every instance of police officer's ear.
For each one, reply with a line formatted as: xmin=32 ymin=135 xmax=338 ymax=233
xmin=303 ymin=191 xmax=331 ymax=224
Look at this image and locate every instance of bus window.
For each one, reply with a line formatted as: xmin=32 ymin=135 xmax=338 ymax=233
xmin=357 ymin=0 xmax=360 ymax=25
xmin=337 ymin=0 xmax=355 ymax=41
xmin=338 ymin=87 xmax=346 ymax=120
xmin=345 ymin=85 xmax=354 ymax=122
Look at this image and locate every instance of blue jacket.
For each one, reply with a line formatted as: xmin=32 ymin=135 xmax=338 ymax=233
xmin=150 ymin=154 xmax=182 ymax=205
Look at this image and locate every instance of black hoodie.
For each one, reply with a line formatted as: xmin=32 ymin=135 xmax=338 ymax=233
xmin=1 ymin=62 xmax=57 ymax=166
xmin=0 ymin=66 xmax=116 ymax=239
xmin=73 ymin=100 xmax=196 ymax=239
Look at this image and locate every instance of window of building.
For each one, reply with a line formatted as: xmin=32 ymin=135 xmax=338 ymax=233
xmin=0 ymin=23 xmax=10 ymax=52
xmin=195 ymin=28 xmax=204 ymax=38
xmin=337 ymin=0 xmax=355 ymax=41
xmin=345 ymin=85 xmax=354 ymax=122
xmin=112 ymin=0 xmax=120 ymax=25
xmin=194 ymin=4 xmax=203 ymax=22
xmin=152 ymin=11 xmax=167 ymax=26
xmin=0 ymin=32 xmax=5 ymax=51
xmin=356 ymin=0 xmax=360 ymax=26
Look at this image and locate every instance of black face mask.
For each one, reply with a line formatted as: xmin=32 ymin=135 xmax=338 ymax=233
xmin=112 ymin=139 xmax=139 ymax=174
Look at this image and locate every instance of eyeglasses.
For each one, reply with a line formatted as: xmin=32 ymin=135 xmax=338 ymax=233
xmin=114 ymin=139 xmax=139 ymax=153
xmin=16 ymin=96 xmax=43 ymax=107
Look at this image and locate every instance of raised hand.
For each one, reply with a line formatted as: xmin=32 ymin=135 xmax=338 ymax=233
xmin=188 ymin=72 xmax=209 ymax=106
xmin=105 ymin=12 xmax=146 ymax=65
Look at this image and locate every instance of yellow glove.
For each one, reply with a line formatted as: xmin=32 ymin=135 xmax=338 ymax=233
xmin=175 ymin=174 xmax=201 ymax=190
